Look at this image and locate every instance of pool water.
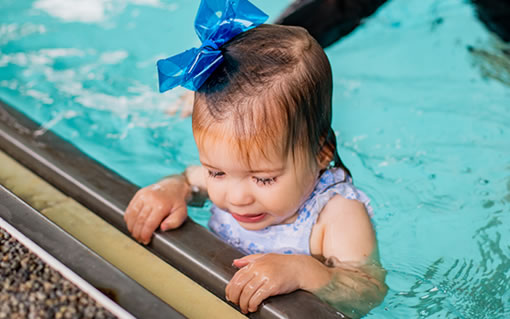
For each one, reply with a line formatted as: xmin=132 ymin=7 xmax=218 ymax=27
xmin=1 ymin=0 xmax=509 ymax=318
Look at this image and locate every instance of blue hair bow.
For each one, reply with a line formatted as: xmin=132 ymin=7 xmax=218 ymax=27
xmin=157 ymin=0 xmax=268 ymax=92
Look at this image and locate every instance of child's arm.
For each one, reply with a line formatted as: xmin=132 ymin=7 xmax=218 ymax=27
xmin=123 ymin=165 xmax=207 ymax=244
xmin=310 ymin=196 xmax=387 ymax=317
xmin=225 ymin=196 xmax=387 ymax=317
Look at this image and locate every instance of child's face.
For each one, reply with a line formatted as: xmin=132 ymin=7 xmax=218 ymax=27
xmin=197 ymin=135 xmax=321 ymax=231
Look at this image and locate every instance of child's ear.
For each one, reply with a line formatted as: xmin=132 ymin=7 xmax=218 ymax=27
xmin=316 ymin=147 xmax=334 ymax=169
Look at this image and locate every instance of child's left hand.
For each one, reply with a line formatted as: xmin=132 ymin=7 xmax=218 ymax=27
xmin=226 ymin=253 xmax=318 ymax=314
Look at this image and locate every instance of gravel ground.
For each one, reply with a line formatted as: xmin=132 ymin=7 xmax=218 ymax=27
xmin=0 ymin=228 xmax=117 ymax=319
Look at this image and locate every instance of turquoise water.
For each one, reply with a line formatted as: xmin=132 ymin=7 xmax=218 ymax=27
xmin=1 ymin=0 xmax=509 ymax=317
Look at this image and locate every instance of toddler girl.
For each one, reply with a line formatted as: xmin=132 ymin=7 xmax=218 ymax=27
xmin=124 ymin=0 xmax=387 ymax=317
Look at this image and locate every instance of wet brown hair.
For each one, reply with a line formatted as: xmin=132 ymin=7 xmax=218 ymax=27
xmin=192 ymin=24 xmax=351 ymax=177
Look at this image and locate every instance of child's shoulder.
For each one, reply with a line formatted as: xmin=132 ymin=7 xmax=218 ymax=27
xmin=317 ymin=195 xmax=372 ymax=230
xmin=311 ymin=195 xmax=376 ymax=263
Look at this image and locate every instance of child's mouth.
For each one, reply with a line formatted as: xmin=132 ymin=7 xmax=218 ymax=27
xmin=230 ymin=212 xmax=267 ymax=223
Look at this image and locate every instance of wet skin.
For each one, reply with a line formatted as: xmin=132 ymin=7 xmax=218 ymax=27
xmin=124 ymin=132 xmax=386 ymax=315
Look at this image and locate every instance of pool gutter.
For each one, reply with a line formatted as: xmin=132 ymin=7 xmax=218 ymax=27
xmin=0 ymin=100 xmax=344 ymax=319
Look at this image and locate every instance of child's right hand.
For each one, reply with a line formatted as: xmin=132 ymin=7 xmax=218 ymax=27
xmin=124 ymin=175 xmax=191 ymax=245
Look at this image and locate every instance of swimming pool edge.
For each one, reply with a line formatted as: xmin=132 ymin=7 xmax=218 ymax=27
xmin=0 ymin=99 xmax=345 ymax=319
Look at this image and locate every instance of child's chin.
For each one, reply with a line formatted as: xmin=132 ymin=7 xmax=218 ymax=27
xmin=237 ymin=220 xmax=270 ymax=231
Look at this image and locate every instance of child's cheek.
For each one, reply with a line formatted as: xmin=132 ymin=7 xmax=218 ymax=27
xmin=206 ymin=180 xmax=225 ymax=207
xmin=257 ymin=185 xmax=285 ymax=214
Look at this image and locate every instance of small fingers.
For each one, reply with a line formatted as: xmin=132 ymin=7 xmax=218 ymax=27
xmin=160 ymin=203 xmax=187 ymax=231
xmin=124 ymin=198 xmax=143 ymax=233
xmin=132 ymin=205 xmax=152 ymax=243
xmin=139 ymin=209 xmax=168 ymax=245
xmin=226 ymin=267 xmax=254 ymax=306
xmin=239 ymin=278 xmax=265 ymax=314
xmin=233 ymin=254 xmax=264 ymax=268
xmin=248 ymin=282 xmax=273 ymax=313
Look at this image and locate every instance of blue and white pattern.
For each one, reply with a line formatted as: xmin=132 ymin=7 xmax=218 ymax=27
xmin=208 ymin=168 xmax=374 ymax=255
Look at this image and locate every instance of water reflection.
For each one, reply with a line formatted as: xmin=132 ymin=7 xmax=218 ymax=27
xmin=385 ymin=212 xmax=510 ymax=318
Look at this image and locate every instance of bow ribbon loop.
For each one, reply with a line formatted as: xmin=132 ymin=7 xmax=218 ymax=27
xmin=201 ymin=39 xmax=220 ymax=51
xmin=157 ymin=0 xmax=268 ymax=92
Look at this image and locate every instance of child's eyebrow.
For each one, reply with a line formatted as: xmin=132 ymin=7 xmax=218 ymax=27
xmin=200 ymin=162 xmax=218 ymax=169
xmin=248 ymin=168 xmax=284 ymax=174
xmin=200 ymin=162 xmax=283 ymax=174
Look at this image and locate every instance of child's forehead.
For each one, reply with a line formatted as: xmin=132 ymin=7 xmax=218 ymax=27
xmin=195 ymin=129 xmax=314 ymax=174
xmin=197 ymin=132 xmax=283 ymax=168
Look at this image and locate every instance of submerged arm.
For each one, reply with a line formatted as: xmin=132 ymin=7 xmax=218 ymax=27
xmin=310 ymin=252 xmax=387 ymax=318
xmin=306 ymin=195 xmax=387 ymax=317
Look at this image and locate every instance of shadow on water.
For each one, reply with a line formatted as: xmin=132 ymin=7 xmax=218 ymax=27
xmin=276 ymin=0 xmax=510 ymax=50
xmin=468 ymin=40 xmax=510 ymax=87
xmin=470 ymin=0 xmax=510 ymax=42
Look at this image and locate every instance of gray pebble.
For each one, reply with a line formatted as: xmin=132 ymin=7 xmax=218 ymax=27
xmin=0 ymin=228 xmax=116 ymax=319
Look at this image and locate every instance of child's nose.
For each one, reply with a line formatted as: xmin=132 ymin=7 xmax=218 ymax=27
xmin=227 ymin=181 xmax=254 ymax=207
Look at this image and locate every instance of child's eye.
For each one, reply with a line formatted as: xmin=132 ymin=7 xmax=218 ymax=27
xmin=253 ymin=176 xmax=277 ymax=186
xmin=208 ymin=170 xmax=225 ymax=178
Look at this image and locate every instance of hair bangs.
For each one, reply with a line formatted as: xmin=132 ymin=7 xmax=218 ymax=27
xmin=193 ymin=92 xmax=301 ymax=169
